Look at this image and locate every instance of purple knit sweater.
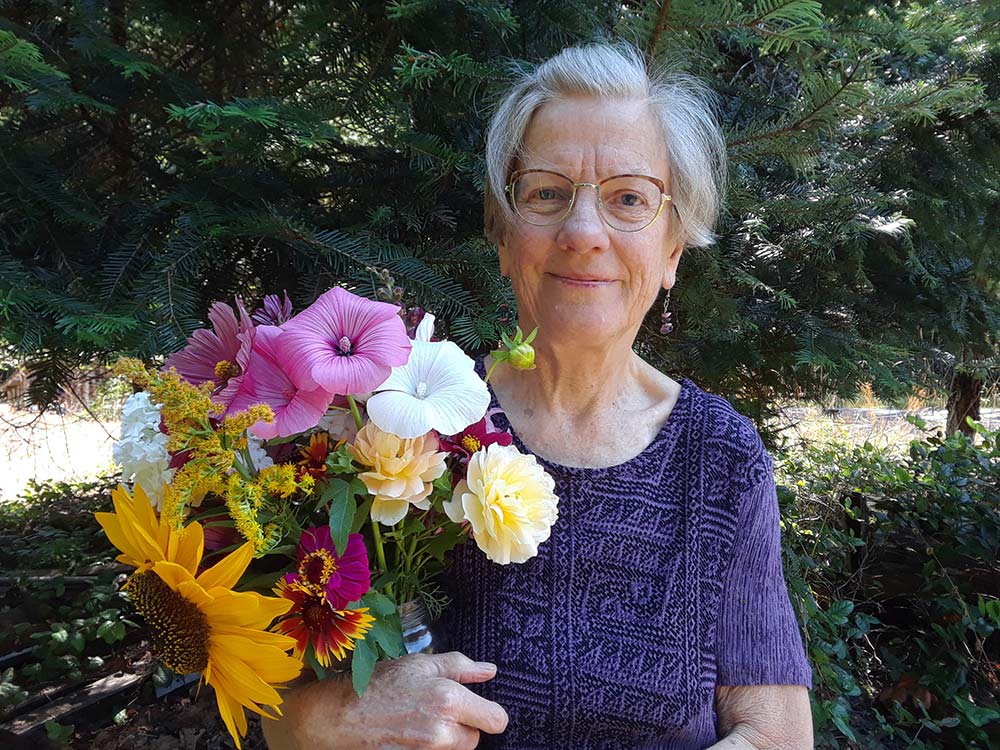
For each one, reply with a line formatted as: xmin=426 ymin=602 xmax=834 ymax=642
xmin=442 ymin=368 xmax=812 ymax=749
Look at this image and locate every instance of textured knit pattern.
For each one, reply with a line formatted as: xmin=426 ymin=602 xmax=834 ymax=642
xmin=442 ymin=365 xmax=812 ymax=750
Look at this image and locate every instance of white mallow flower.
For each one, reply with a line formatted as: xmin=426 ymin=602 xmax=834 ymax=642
xmin=365 ymin=338 xmax=490 ymax=439
xmin=443 ymin=443 xmax=559 ymax=565
xmin=414 ymin=312 xmax=435 ymax=342
xmin=113 ymin=392 xmax=173 ymax=509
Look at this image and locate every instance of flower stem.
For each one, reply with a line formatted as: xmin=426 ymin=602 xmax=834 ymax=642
xmin=485 ymin=358 xmax=501 ymax=383
xmin=371 ymin=520 xmax=394 ymax=600
xmin=346 ymin=395 xmax=364 ymax=431
xmin=347 ymin=395 xmax=394 ymax=597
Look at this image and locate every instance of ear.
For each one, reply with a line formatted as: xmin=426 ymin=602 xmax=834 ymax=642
xmin=661 ymin=236 xmax=685 ymax=290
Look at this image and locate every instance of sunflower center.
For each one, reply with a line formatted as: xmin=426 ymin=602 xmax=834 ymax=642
xmin=415 ymin=381 xmax=429 ymax=399
xmin=299 ymin=549 xmax=336 ymax=587
xmin=337 ymin=336 xmax=353 ymax=356
xmin=125 ymin=570 xmax=210 ymax=675
xmin=461 ymin=435 xmax=482 ymax=453
xmin=214 ymin=360 xmax=240 ymax=380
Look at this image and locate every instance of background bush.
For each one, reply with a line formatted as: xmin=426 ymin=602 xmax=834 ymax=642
xmin=779 ymin=420 xmax=1000 ymax=747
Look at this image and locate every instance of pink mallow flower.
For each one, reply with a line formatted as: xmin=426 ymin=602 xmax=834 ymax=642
xmin=277 ymin=287 xmax=411 ymax=396
xmin=227 ymin=325 xmax=333 ymax=439
xmin=282 ymin=526 xmax=371 ymax=609
xmin=163 ymin=298 xmax=255 ymax=409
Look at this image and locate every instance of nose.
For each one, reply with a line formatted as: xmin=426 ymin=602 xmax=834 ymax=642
xmin=556 ymin=185 xmax=610 ymax=252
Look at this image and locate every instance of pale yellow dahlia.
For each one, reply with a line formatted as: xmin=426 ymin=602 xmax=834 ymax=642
xmin=444 ymin=443 xmax=559 ymax=564
xmin=347 ymin=422 xmax=447 ymax=525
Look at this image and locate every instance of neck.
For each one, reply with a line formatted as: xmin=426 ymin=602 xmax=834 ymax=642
xmin=493 ymin=322 xmax=642 ymax=420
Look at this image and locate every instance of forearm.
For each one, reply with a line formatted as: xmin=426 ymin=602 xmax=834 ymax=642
xmin=713 ymin=685 xmax=813 ymax=750
xmin=707 ymin=724 xmax=808 ymax=750
xmin=706 ymin=728 xmax=756 ymax=749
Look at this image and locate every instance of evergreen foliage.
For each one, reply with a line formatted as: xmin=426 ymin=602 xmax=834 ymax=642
xmin=0 ymin=0 xmax=996 ymax=422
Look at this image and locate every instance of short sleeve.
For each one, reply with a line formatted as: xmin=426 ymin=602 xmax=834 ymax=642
xmin=715 ymin=448 xmax=813 ymax=688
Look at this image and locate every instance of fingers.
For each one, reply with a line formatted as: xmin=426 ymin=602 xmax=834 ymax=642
xmin=447 ymin=723 xmax=481 ymax=750
xmin=425 ymin=651 xmax=499 ymax=684
xmin=447 ymin=688 xmax=510 ymax=735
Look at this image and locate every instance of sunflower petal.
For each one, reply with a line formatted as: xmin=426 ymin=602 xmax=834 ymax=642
xmin=207 ymin=642 xmax=284 ymax=705
xmin=171 ymin=522 xmax=204 ymax=575
xmin=212 ymin=634 xmax=301 ymax=685
xmin=211 ymin=624 xmax=298 ymax=650
xmin=202 ymin=589 xmax=291 ymax=629
xmin=197 ymin=542 xmax=254 ymax=590
xmin=212 ymin=676 xmax=248 ymax=750
xmin=95 ymin=512 xmax=144 ymax=567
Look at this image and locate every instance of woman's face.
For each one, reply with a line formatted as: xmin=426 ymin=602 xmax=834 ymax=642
xmin=498 ymin=96 xmax=683 ymax=349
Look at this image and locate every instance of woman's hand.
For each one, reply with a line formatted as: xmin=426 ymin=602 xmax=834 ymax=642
xmin=262 ymin=651 xmax=509 ymax=750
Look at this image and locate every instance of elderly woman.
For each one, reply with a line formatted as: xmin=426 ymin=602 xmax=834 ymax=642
xmin=264 ymin=43 xmax=813 ymax=750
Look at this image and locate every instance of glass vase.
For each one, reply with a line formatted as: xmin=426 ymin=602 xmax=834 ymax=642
xmin=398 ymin=597 xmax=447 ymax=655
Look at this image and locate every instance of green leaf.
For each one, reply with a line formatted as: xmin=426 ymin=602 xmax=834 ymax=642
xmin=68 ymin=632 xmax=86 ymax=654
xmin=45 ymin=720 xmax=74 ymax=743
xmin=324 ymin=478 xmax=360 ymax=556
xmin=350 ymin=496 xmax=374 ymax=534
xmin=368 ymin=613 xmax=404 ymax=658
xmin=304 ymin=642 xmax=327 ymax=680
xmin=351 ymin=638 xmax=378 ymax=696
xmin=326 ymin=442 xmax=358 ymax=474
xmin=423 ymin=525 xmax=466 ymax=561
xmin=361 ymin=592 xmax=398 ymax=617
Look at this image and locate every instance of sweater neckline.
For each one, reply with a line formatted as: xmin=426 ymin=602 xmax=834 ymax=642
xmin=475 ymin=355 xmax=694 ymax=478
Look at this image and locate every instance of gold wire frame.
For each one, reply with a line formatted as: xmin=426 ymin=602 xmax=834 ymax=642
xmin=504 ymin=168 xmax=672 ymax=232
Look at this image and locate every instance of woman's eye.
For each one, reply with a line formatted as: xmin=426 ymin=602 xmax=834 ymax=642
xmin=536 ymin=188 xmax=561 ymax=201
xmin=613 ymin=192 xmax=646 ymax=207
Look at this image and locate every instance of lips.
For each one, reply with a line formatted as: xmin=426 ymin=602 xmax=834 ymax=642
xmin=549 ymin=272 xmax=615 ymax=285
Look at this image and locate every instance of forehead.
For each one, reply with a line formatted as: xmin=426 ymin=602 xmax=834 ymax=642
xmin=518 ymin=96 xmax=669 ymax=180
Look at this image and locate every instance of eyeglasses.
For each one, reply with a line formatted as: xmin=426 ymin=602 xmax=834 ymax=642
xmin=505 ymin=169 xmax=672 ymax=233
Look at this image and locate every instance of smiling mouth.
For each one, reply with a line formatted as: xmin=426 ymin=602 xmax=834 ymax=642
xmin=550 ymin=273 xmax=614 ymax=286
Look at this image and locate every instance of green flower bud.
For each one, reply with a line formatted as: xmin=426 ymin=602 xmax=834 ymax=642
xmin=508 ymin=343 xmax=536 ymax=370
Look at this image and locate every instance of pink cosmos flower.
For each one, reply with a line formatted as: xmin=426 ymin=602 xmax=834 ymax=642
xmin=163 ymin=298 xmax=255 ymax=408
xmin=282 ymin=526 xmax=371 ymax=609
xmin=226 ymin=325 xmax=333 ymax=439
xmin=276 ymin=287 xmax=411 ymax=396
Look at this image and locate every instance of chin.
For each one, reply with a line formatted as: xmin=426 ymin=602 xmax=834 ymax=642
xmin=539 ymin=305 xmax=623 ymax=341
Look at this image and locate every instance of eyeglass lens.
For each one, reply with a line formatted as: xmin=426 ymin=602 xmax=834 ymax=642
xmin=510 ymin=172 xmax=663 ymax=231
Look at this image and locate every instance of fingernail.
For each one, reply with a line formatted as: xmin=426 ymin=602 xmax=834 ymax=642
xmin=479 ymin=661 xmax=497 ymax=672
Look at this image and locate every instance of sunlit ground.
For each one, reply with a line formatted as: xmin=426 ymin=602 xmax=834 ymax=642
xmin=1 ymin=388 xmax=997 ymax=502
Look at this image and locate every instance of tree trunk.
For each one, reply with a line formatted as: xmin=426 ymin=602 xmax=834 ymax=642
xmin=946 ymin=370 xmax=982 ymax=436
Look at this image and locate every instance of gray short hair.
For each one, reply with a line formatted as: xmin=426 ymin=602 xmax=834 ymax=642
xmin=484 ymin=43 xmax=727 ymax=249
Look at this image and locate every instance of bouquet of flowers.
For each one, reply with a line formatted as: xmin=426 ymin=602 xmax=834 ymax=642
xmin=99 ymin=286 xmax=558 ymax=748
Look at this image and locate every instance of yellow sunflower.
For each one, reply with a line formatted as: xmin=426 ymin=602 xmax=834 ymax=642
xmin=96 ymin=489 xmax=302 ymax=748
xmin=95 ymin=483 xmax=203 ymax=573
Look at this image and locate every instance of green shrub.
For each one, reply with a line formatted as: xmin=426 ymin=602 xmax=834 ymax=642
xmin=780 ymin=420 xmax=1000 ymax=748
xmin=0 ymin=477 xmax=134 ymax=713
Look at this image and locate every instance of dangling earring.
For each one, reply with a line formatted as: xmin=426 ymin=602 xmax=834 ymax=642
xmin=660 ymin=288 xmax=674 ymax=335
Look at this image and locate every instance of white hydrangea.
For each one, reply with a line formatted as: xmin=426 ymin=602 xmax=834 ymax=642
xmin=113 ymin=392 xmax=174 ymax=510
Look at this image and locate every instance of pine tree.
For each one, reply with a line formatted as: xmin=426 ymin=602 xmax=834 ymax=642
xmin=0 ymin=0 xmax=996 ymax=428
